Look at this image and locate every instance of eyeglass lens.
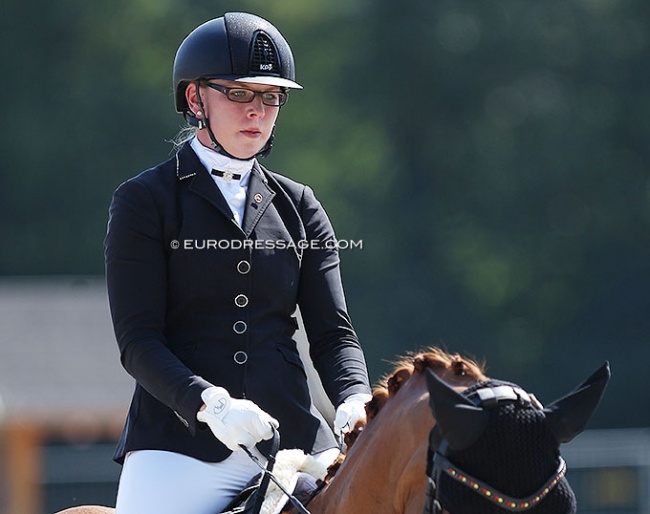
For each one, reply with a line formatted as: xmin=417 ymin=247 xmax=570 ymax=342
xmin=207 ymin=83 xmax=286 ymax=106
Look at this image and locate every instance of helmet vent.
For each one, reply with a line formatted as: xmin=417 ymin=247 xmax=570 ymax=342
xmin=250 ymin=32 xmax=279 ymax=75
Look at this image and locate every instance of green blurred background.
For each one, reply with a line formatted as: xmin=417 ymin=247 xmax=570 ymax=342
xmin=1 ymin=0 xmax=648 ymax=429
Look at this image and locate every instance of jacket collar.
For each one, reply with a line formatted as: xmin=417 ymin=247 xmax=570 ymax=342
xmin=176 ymin=143 xmax=276 ymax=236
xmin=176 ymin=142 xmax=201 ymax=181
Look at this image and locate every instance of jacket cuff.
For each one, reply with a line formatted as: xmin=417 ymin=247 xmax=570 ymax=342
xmin=175 ymin=377 xmax=214 ymax=436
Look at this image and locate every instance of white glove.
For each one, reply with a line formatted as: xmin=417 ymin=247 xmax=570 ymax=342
xmin=197 ymin=387 xmax=279 ymax=451
xmin=334 ymin=393 xmax=372 ymax=435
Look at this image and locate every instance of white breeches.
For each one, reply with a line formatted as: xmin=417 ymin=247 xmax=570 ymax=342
xmin=114 ymin=447 xmax=339 ymax=514
xmin=115 ymin=448 xmax=265 ymax=514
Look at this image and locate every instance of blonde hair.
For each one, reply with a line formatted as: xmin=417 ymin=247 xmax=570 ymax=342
xmin=169 ymin=124 xmax=197 ymax=153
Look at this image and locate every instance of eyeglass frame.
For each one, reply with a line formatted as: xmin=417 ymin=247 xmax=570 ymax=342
xmin=204 ymin=82 xmax=288 ymax=107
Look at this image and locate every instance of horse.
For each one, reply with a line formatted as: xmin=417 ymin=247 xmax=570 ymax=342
xmin=55 ymin=347 xmax=609 ymax=514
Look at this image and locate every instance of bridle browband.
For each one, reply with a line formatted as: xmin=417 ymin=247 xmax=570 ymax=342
xmin=423 ymin=384 xmax=566 ymax=514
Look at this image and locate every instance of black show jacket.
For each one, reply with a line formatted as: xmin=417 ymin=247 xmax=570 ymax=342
xmin=104 ymin=143 xmax=370 ymax=463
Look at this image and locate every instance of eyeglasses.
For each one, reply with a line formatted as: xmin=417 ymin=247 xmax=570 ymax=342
xmin=205 ymin=83 xmax=288 ymax=107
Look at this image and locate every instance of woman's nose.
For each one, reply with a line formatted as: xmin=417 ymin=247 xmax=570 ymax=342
xmin=247 ymin=97 xmax=266 ymax=117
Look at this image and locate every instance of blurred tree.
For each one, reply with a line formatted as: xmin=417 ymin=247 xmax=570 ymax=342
xmin=341 ymin=0 xmax=650 ymax=427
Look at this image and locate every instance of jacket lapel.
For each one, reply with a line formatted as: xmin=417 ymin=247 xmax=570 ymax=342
xmin=242 ymin=163 xmax=276 ymax=238
xmin=177 ymin=144 xmax=239 ymax=226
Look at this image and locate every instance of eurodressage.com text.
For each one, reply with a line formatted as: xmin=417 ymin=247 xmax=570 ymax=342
xmin=170 ymin=238 xmax=364 ymax=251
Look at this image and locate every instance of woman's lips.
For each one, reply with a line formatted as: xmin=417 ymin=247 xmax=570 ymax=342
xmin=240 ymin=129 xmax=262 ymax=138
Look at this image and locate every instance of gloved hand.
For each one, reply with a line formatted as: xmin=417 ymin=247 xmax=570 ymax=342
xmin=334 ymin=393 xmax=372 ymax=435
xmin=197 ymin=386 xmax=279 ymax=451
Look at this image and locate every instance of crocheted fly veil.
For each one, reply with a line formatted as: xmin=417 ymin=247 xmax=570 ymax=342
xmin=425 ymin=363 xmax=610 ymax=514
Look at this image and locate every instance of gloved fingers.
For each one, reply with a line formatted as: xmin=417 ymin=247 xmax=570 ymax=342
xmin=334 ymin=417 xmax=349 ymax=434
xmin=201 ymin=387 xmax=221 ymax=404
xmin=266 ymin=414 xmax=280 ymax=430
xmin=197 ymin=412 xmax=238 ymax=451
xmin=333 ymin=405 xmax=352 ymax=433
xmin=257 ymin=418 xmax=278 ymax=440
xmin=201 ymin=387 xmax=231 ymax=417
xmin=242 ymin=412 xmax=278 ymax=441
xmin=237 ymin=432 xmax=258 ymax=450
xmin=228 ymin=400 xmax=278 ymax=433
xmin=217 ymin=432 xmax=241 ymax=452
xmin=223 ymin=436 xmax=245 ymax=452
xmin=196 ymin=408 xmax=214 ymax=424
xmin=199 ymin=403 xmax=278 ymax=449
xmin=334 ymin=401 xmax=366 ymax=434
xmin=259 ymin=411 xmax=279 ymax=430
xmin=197 ymin=410 xmax=206 ymax=423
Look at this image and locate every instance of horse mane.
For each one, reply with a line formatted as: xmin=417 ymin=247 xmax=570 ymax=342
xmin=369 ymin=347 xmax=485 ymax=420
xmin=343 ymin=347 xmax=486 ymax=449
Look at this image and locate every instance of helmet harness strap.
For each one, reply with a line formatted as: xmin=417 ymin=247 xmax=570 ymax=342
xmin=194 ymin=80 xmax=228 ymax=157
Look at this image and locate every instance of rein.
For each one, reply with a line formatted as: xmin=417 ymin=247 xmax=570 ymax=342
xmin=423 ymin=384 xmax=565 ymax=514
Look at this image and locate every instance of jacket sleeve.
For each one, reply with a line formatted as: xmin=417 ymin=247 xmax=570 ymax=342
xmin=104 ymin=177 xmax=212 ymax=434
xmin=296 ymin=185 xmax=371 ymax=407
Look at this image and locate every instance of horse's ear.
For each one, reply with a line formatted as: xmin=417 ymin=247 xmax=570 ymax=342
xmin=544 ymin=362 xmax=611 ymax=444
xmin=426 ymin=368 xmax=489 ymax=451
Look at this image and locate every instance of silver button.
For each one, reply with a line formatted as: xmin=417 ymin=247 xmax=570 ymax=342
xmin=233 ymin=351 xmax=248 ymax=365
xmin=233 ymin=321 xmax=247 ymax=334
xmin=234 ymin=294 xmax=249 ymax=308
xmin=237 ymin=260 xmax=251 ymax=274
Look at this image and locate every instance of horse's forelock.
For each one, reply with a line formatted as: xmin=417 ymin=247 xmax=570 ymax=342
xmin=366 ymin=347 xmax=485 ymax=424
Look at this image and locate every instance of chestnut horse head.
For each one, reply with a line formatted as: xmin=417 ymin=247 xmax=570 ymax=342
xmin=309 ymin=347 xmax=489 ymax=514
xmin=312 ymin=348 xmax=609 ymax=514
xmin=424 ymin=362 xmax=610 ymax=514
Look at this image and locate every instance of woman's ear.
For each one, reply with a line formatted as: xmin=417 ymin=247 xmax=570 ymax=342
xmin=185 ymin=82 xmax=201 ymax=116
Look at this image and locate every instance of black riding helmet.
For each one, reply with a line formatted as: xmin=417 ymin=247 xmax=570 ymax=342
xmin=174 ymin=12 xmax=302 ymax=123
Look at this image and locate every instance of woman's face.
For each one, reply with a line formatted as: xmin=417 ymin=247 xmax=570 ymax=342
xmin=187 ymin=80 xmax=281 ymax=159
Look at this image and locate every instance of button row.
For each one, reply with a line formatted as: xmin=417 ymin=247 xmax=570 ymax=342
xmin=234 ymin=261 xmax=250 ymax=364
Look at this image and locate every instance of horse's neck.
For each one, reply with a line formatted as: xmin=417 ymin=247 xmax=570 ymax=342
xmin=309 ymin=374 xmax=433 ymax=514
